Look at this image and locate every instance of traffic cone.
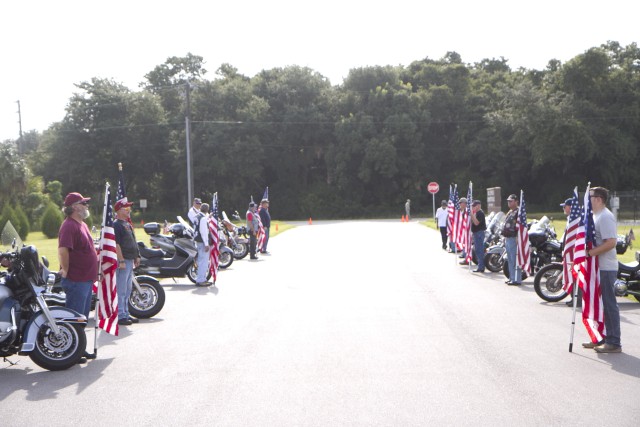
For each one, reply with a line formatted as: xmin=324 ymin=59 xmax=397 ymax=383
xmin=308 ymin=217 xmax=313 ymax=225
xmin=276 ymin=223 xmax=279 ymax=232
xmin=401 ymin=215 xmax=405 ymax=222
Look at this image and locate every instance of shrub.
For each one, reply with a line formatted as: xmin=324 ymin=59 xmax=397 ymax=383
xmin=41 ymin=203 xmax=63 ymax=238
xmin=0 ymin=205 xmax=17 ymax=235
xmin=14 ymin=205 xmax=30 ymax=240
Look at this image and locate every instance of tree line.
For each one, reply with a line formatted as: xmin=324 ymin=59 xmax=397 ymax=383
xmin=2 ymin=41 xmax=640 ymax=230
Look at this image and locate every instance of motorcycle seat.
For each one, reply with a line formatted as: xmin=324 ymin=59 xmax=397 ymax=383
xmin=139 ymin=246 xmax=167 ymax=259
xmin=618 ymin=261 xmax=640 ymax=273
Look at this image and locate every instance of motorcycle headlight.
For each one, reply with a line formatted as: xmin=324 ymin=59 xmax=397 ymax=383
xmin=614 ymin=279 xmax=628 ymax=297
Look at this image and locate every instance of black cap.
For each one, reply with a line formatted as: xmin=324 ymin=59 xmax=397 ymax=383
xmin=472 ymin=200 xmax=481 ymax=206
xmin=560 ymin=198 xmax=573 ymax=207
xmin=507 ymin=194 xmax=518 ymax=201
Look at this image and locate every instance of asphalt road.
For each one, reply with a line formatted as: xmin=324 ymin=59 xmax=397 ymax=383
xmin=2 ymin=220 xmax=639 ymax=426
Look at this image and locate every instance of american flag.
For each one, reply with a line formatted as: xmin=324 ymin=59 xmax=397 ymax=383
xmin=116 ymin=163 xmax=134 ymax=228
xmin=97 ymin=184 xmax=119 ymax=336
xmin=461 ymin=183 xmax=473 ymax=262
xmin=447 ymin=185 xmax=457 ymax=246
xmin=516 ymin=190 xmax=531 ymax=274
xmin=562 ymin=187 xmax=581 ymax=291
xmin=208 ymin=192 xmax=220 ymax=283
xmin=574 ymin=185 xmax=605 ymax=343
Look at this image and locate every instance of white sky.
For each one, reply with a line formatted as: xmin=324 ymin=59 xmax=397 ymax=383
xmin=1 ymin=0 xmax=638 ymax=142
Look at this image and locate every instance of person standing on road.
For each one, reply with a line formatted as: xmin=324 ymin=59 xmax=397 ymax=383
xmin=259 ymin=198 xmax=271 ymax=254
xmin=435 ymin=200 xmax=449 ymax=250
xmin=502 ymin=194 xmax=521 ymax=285
xmin=113 ymin=199 xmax=140 ymax=325
xmin=194 ymin=203 xmax=212 ymax=287
xmin=405 ymin=199 xmax=411 ymax=221
xmin=58 ymin=192 xmax=98 ymax=319
xmin=470 ymin=200 xmax=487 ymax=272
xmin=246 ymin=202 xmax=259 ymax=260
xmin=58 ymin=192 xmax=98 ymax=363
xmin=188 ymin=198 xmax=202 ymax=228
xmin=586 ymin=186 xmax=622 ymax=353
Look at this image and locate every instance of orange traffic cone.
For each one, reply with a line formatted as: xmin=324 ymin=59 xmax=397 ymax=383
xmin=308 ymin=217 xmax=313 ymax=225
xmin=401 ymin=215 xmax=405 ymax=222
xmin=276 ymin=223 xmax=279 ymax=232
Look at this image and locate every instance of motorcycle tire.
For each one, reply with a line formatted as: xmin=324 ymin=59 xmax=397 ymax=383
xmin=485 ymin=252 xmax=504 ymax=273
xmin=502 ymin=259 xmax=528 ymax=281
xmin=232 ymin=242 xmax=249 ymax=260
xmin=533 ymin=263 xmax=567 ymax=302
xmin=128 ymin=278 xmax=165 ymax=319
xmin=219 ymin=251 xmax=233 ymax=269
xmin=187 ymin=262 xmax=212 ymax=284
xmin=29 ymin=322 xmax=86 ymax=371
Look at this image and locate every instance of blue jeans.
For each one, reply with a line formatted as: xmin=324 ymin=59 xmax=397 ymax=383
xmin=116 ymin=259 xmax=134 ymax=319
xmin=261 ymin=227 xmax=270 ymax=252
xmin=600 ymin=270 xmax=621 ymax=346
xmin=505 ymin=237 xmax=521 ymax=283
xmin=473 ymin=230 xmax=486 ymax=270
xmin=62 ymin=278 xmax=93 ymax=319
xmin=196 ymin=242 xmax=209 ymax=283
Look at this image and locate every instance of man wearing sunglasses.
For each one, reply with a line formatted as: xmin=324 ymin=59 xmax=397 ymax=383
xmin=58 ymin=192 xmax=98 ymax=362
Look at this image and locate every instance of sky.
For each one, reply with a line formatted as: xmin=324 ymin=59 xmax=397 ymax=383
xmin=1 ymin=0 xmax=639 ymax=142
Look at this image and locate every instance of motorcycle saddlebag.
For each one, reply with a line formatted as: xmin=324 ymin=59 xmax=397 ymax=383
xmin=143 ymin=223 xmax=161 ymax=236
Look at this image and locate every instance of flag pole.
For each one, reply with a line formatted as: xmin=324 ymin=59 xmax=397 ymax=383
xmin=569 ymin=182 xmax=591 ymax=352
xmin=91 ymin=182 xmax=110 ymax=358
xmin=568 ymin=272 xmax=579 ymax=352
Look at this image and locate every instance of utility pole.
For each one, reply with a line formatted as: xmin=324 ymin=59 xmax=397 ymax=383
xmin=185 ymin=82 xmax=194 ymax=209
xmin=16 ymin=100 xmax=23 ymax=154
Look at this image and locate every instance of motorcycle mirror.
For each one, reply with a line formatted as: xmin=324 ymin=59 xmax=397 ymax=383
xmin=41 ymin=256 xmax=49 ymax=268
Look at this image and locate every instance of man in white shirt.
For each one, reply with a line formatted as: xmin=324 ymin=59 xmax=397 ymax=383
xmin=188 ymin=198 xmax=202 ymax=227
xmin=435 ymin=200 xmax=449 ymax=250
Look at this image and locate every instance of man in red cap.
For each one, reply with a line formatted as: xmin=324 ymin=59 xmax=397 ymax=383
xmin=58 ymin=192 xmax=98 ymax=362
xmin=113 ymin=199 xmax=141 ymax=325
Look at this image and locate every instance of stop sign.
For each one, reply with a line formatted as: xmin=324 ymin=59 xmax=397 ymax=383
xmin=427 ymin=182 xmax=439 ymax=194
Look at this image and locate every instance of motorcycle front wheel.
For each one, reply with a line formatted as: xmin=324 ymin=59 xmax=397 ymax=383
xmin=485 ymin=252 xmax=504 ymax=272
xmin=232 ymin=242 xmax=249 ymax=260
xmin=187 ymin=262 xmax=212 ymax=284
xmin=533 ymin=263 xmax=568 ymax=302
xmin=129 ymin=278 xmax=166 ymax=318
xmin=29 ymin=322 xmax=86 ymax=371
xmin=219 ymin=250 xmax=233 ymax=269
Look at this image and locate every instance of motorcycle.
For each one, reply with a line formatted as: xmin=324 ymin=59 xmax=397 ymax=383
xmin=501 ymin=216 xmax=563 ymax=280
xmin=141 ymin=216 xmax=233 ymax=283
xmin=534 ymin=232 xmax=637 ymax=302
xmin=1 ymin=221 xmax=87 ymax=370
xmin=221 ymin=211 xmax=249 ymax=260
xmin=481 ymin=211 xmax=506 ymax=272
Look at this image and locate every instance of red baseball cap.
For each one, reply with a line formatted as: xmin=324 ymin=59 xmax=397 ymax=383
xmin=64 ymin=192 xmax=91 ymax=207
xmin=114 ymin=199 xmax=134 ymax=211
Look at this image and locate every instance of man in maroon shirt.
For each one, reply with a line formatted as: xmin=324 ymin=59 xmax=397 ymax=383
xmin=58 ymin=192 xmax=98 ymax=320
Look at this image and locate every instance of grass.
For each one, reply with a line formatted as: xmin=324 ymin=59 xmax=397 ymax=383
xmin=19 ymin=220 xmax=294 ymax=270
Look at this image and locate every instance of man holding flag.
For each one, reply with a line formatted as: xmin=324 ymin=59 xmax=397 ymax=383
xmin=588 ymin=187 xmax=622 ymax=353
xmin=502 ymin=194 xmax=521 ymax=285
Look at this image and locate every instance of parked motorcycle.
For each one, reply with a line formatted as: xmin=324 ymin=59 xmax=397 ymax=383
xmin=1 ymin=222 xmax=87 ymax=370
xmin=501 ymin=216 xmax=562 ymax=280
xmin=480 ymin=212 xmax=506 ymax=272
xmin=221 ymin=211 xmax=249 ymax=260
xmin=141 ymin=216 xmax=233 ymax=283
xmin=534 ymin=232 xmax=636 ymax=302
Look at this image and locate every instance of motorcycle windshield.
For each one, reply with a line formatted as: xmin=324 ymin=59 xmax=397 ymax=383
xmin=1 ymin=221 xmax=23 ymax=251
